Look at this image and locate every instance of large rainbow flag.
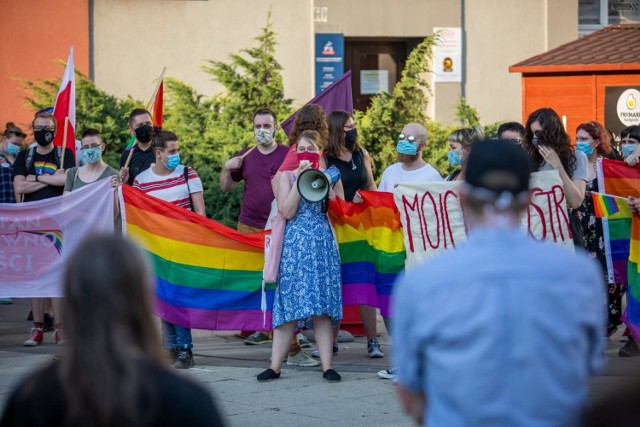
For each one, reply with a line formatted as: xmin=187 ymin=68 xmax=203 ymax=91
xmin=119 ymin=185 xmax=272 ymax=331
xmin=598 ymin=158 xmax=640 ymax=340
xmin=328 ymin=191 xmax=406 ymax=317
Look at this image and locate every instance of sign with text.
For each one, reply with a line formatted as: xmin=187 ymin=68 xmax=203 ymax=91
xmin=315 ymin=33 xmax=344 ymax=95
xmin=605 ymin=86 xmax=640 ymax=138
xmin=395 ymin=171 xmax=573 ymax=267
xmin=433 ymin=27 xmax=462 ymax=83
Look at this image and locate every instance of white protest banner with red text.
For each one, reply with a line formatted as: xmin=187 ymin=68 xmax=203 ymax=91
xmin=395 ymin=170 xmax=573 ymax=268
xmin=0 ymin=178 xmax=113 ymax=297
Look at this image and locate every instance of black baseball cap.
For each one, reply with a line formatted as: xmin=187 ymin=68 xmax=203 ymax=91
xmin=464 ymin=139 xmax=532 ymax=195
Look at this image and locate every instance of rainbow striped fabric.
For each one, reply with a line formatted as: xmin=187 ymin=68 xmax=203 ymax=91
xmin=119 ymin=185 xmax=273 ymax=331
xmin=598 ymin=159 xmax=640 ymax=340
xmin=328 ymin=191 xmax=406 ymax=317
xmin=591 ymin=192 xmax=622 ymax=218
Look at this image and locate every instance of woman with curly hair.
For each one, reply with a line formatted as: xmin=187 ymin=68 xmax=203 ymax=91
xmin=523 ymin=108 xmax=588 ymax=210
xmin=277 ymin=104 xmax=329 ymax=172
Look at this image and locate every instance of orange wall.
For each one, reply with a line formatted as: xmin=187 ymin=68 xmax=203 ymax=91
xmin=0 ymin=0 xmax=89 ymax=137
xmin=521 ymin=72 xmax=640 ymax=141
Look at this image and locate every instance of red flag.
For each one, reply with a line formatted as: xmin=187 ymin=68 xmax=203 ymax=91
xmin=52 ymin=47 xmax=76 ymax=160
xmin=151 ymin=80 xmax=164 ymax=128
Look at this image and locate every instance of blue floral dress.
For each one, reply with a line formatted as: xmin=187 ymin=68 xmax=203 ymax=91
xmin=272 ymin=197 xmax=343 ymax=329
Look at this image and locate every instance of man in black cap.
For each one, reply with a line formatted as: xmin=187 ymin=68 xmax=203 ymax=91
xmin=391 ymin=140 xmax=605 ymax=426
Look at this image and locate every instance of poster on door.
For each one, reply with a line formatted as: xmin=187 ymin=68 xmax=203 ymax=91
xmin=605 ymin=86 xmax=640 ymax=137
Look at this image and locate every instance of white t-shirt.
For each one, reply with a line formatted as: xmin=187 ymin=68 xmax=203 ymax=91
xmin=378 ymin=162 xmax=443 ymax=192
xmin=133 ymin=164 xmax=203 ymax=210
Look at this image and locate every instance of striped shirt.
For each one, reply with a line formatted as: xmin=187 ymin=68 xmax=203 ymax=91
xmin=133 ymin=164 xmax=203 ymax=210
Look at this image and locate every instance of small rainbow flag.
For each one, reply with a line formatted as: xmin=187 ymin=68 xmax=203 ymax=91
xmin=328 ymin=191 xmax=406 ymax=317
xmin=591 ymin=192 xmax=622 ymax=218
xmin=119 ymin=185 xmax=272 ymax=331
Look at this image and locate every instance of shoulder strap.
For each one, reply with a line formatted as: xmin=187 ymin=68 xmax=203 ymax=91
xmin=25 ymin=147 xmax=36 ymax=171
xmin=53 ymin=147 xmax=61 ymax=167
xmin=183 ymin=165 xmax=194 ymax=210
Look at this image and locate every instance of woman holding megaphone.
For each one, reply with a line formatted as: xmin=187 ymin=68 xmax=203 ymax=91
xmin=257 ymin=130 xmax=345 ymax=383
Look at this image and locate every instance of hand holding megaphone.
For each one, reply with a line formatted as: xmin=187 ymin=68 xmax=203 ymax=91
xmin=297 ymin=166 xmax=341 ymax=204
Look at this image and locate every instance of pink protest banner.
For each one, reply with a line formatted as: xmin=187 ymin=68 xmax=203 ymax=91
xmin=0 ymin=178 xmax=114 ymax=297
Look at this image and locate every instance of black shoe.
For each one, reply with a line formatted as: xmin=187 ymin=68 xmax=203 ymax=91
xmin=619 ymin=338 xmax=640 ymax=357
xmin=43 ymin=314 xmax=54 ymax=332
xmin=165 ymin=347 xmax=179 ymax=363
xmin=257 ymin=368 xmax=281 ymax=382
xmin=323 ymin=369 xmax=341 ymax=382
xmin=173 ymin=348 xmax=194 ymax=369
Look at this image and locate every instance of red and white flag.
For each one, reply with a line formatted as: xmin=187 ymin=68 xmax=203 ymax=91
xmin=52 ymin=46 xmax=76 ymax=159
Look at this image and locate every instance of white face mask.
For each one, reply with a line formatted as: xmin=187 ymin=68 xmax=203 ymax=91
xmin=254 ymin=128 xmax=275 ymax=145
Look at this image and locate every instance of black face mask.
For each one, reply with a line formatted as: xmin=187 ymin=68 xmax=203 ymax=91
xmin=344 ymin=128 xmax=357 ymax=149
xmin=34 ymin=129 xmax=55 ymax=146
xmin=135 ymin=124 xmax=153 ymax=143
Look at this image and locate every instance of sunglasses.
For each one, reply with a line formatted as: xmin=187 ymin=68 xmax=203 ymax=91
xmin=8 ymin=131 xmax=27 ymax=138
xmin=398 ymin=134 xmax=418 ymax=143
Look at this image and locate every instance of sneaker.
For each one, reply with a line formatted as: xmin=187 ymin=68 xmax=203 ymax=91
xmin=24 ymin=327 xmax=44 ymax=346
xmin=43 ymin=314 xmax=54 ymax=332
xmin=298 ymin=333 xmax=312 ymax=349
xmin=377 ymin=368 xmax=396 ymax=380
xmin=164 ymin=347 xmax=179 ymax=363
xmin=618 ymin=339 xmax=640 ymax=357
xmin=173 ymin=347 xmax=195 ymax=369
xmin=54 ymin=327 xmax=65 ymax=345
xmin=368 ymin=338 xmax=384 ymax=358
xmin=257 ymin=368 xmax=280 ymax=382
xmin=311 ymin=343 xmax=339 ymax=358
xmin=322 ymin=369 xmax=341 ymax=382
xmin=286 ymin=351 xmax=320 ymax=367
xmin=244 ymin=332 xmax=272 ymax=345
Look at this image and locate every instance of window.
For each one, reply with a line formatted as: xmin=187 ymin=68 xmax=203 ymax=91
xmin=579 ymin=0 xmax=640 ymax=35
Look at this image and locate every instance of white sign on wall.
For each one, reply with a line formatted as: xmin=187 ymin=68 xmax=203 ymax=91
xmin=433 ymin=27 xmax=462 ymax=83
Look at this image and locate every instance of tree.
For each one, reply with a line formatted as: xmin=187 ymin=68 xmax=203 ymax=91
xmin=21 ymin=69 xmax=141 ymax=168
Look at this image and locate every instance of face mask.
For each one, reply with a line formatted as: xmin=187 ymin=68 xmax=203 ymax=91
xmin=576 ymin=141 xmax=594 ymax=156
xmin=4 ymin=142 xmax=19 ymax=156
xmin=162 ymin=153 xmax=181 ymax=170
xmin=397 ymin=140 xmax=417 ymax=155
xmin=254 ymin=128 xmax=275 ymax=145
xmin=296 ymin=151 xmax=320 ymax=169
xmin=34 ymin=129 xmax=54 ymax=146
xmin=82 ymin=147 xmax=102 ymax=164
xmin=622 ymin=143 xmax=638 ymax=159
xmin=135 ymin=124 xmax=153 ymax=143
xmin=531 ymin=138 xmax=541 ymax=148
xmin=344 ymin=128 xmax=358 ymax=149
xmin=448 ymin=150 xmax=462 ymax=167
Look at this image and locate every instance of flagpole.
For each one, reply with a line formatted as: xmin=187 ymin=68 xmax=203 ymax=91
xmin=60 ymin=117 xmax=69 ymax=169
xmin=123 ymin=67 xmax=167 ymax=170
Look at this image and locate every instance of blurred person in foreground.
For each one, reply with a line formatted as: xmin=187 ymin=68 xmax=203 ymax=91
xmin=392 ymin=140 xmax=605 ymax=427
xmin=0 ymin=235 xmax=225 ymax=427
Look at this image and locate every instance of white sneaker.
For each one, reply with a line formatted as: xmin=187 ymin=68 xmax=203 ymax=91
xmin=377 ymin=368 xmax=396 ymax=379
xmin=368 ymin=338 xmax=384 ymax=358
xmin=286 ymin=351 xmax=320 ymax=367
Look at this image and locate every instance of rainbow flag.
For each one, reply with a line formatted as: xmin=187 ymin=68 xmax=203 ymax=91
xmin=591 ymin=192 xmax=622 ymax=218
xmin=627 ymin=215 xmax=640 ymax=340
xmin=119 ymin=185 xmax=272 ymax=331
xmin=328 ymin=191 xmax=406 ymax=317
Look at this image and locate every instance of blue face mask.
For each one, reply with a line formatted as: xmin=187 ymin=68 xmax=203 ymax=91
xmin=622 ymin=143 xmax=638 ymax=159
xmin=4 ymin=142 xmax=20 ymax=156
xmin=163 ymin=153 xmax=181 ymax=170
xmin=81 ymin=147 xmax=102 ymax=164
xmin=576 ymin=141 xmax=594 ymax=156
xmin=397 ymin=140 xmax=417 ymax=155
xmin=448 ymin=150 xmax=462 ymax=167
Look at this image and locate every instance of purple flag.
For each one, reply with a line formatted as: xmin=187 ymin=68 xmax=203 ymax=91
xmin=281 ymin=71 xmax=353 ymax=136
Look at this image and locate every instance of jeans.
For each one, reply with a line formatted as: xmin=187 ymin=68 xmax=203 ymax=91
xmin=161 ymin=319 xmax=193 ymax=349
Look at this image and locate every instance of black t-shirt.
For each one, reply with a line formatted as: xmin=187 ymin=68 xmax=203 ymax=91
xmin=325 ymin=149 xmax=367 ymax=202
xmin=0 ymin=359 xmax=226 ymax=427
xmin=12 ymin=147 xmax=76 ymax=202
xmin=120 ymin=146 xmax=155 ymax=185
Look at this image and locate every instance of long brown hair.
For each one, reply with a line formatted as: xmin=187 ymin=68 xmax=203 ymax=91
xmin=524 ymin=108 xmax=576 ymax=177
xmin=59 ymin=235 xmax=163 ymax=426
xmin=326 ymin=110 xmax=360 ymax=157
xmin=288 ymin=104 xmax=328 ymax=149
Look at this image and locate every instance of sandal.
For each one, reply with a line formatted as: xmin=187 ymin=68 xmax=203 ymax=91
xmin=322 ymin=368 xmax=341 ymax=382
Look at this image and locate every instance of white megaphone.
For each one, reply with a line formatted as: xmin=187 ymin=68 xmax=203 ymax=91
xmin=297 ymin=165 xmax=341 ymax=203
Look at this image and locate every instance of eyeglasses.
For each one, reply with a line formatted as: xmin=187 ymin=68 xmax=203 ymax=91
xmin=398 ymin=134 xmax=418 ymax=143
xmin=505 ymin=138 xmax=522 ymax=144
xmin=8 ymin=131 xmax=27 ymax=138
xmin=297 ymin=146 xmax=318 ymax=153
xmin=81 ymin=144 xmax=102 ymax=151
